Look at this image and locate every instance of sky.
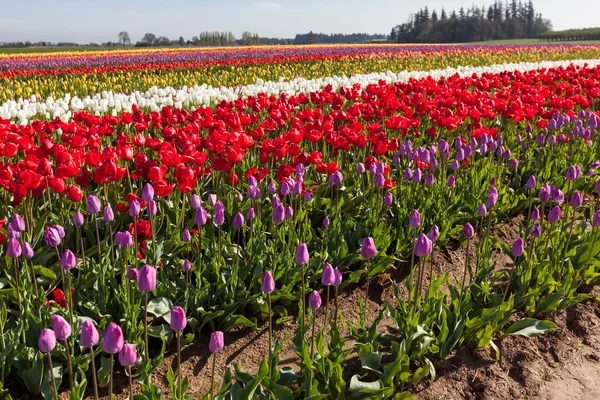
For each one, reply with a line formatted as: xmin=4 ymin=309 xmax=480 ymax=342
xmin=0 ymin=0 xmax=597 ymax=44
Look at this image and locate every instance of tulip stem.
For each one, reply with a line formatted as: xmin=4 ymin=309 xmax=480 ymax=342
xmin=334 ymin=286 xmax=339 ymax=327
xmin=94 ymin=218 xmax=102 ymax=264
xmin=144 ymin=292 xmax=149 ymax=360
xmin=128 ymin=366 xmax=133 ymax=400
xmin=77 ymin=225 xmax=86 ymax=271
xmin=47 ymin=353 xmax=59 ymax=400
xmin=177 ymin=332 xmax=182 ymax=399
xmin=364 ymin=260 xmax=371 ymax=315
xmin=89 ymin=346 xmax=99 ymax=400
xmin=133 ymin=216 xmax=139 ymax=269
xmin=324 ymin=286 xmax=330 ymax=333
xmin=109 ymin=353 xmax=114 ymax=400
xmin=459 ymin=238 xmax=471 ymax=304
xmin=267 ymin=292 xmax=272 ymax=353
xmin=583 ymin=228 xmax=599 ymax=273
xmin=108 ymin=223 xmax=115 ymax=276
xmin=63 ymin=339 xmax=74 ymax=390
xmin=210 ymin=353 xmax=217 ymax=400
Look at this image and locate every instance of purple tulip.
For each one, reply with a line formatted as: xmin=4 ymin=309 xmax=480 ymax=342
xmin=303 ymin=192 xmax=313 ymax=202
xmin=10 ymin=214 xmax=25 ymax=232
xmin=207 ymin=194 xmax=217 ymax=207
xmin=333 ymin=268 xmax=343 ymax=287
xmin=51 ymin=314 xmax=71 ymax=340
xmin=409 ymin=210 xmax=421 ymax=228
xmin=530 ymin=223 xmax=542 ymax=238
xmin=425 ymin=174 xmax=435 ymax=187
xmin=233 ymin=213 xmax=245 ymax=229
xmin=374 ymin=173 xmax=385 ymax=187
xmin=356 ymin=163 xmax=365 ymax=174
xmin=170 ymin=306 xmax=187 ymax=332
xmin=511 ymin=238 xmax=525 ymax=257
xmin=247 ymin=208 xmax=255 ymax=220
xmin=261 ymin=271 xmax=275 ymax=293
xmin=530 ymin=208 xmax=540 ymax=221
xmin=412 ymin=168 xmax=422 ymax=183
xmin=129 ymin=199 xmax=140 ymax=217
xmin=322 ymin=216 xmax=330 ymax=227
xmin=120 ymin=231 xmax=133 ymax=248
xmin=322 ymin=263 xmax=335 ymax=286
xmin=142 ymin=183 xmax=154 ymax=202
xmin=273 ymin=205 xmax=285 ymax=223
xmin=478 ymin=203 xmax=487 ymax=217
xmin=548 ymin=206 xmax=561 ymax=223
xmin=182 ymin=229 xmax=191 ymax=243
xmin=103 ymin=323 xmax=124 ymax=354
xmin=138 ymin=264 xmax=157 ymax=292
xmin=566 ymin=165 xmax=581 ymax=181
xmin=214 ymin=210 xmax=225 ymax=226
xmin=7 ymin=225 xmax=20 ymax=240
xmin=526 ymin=175 xmax=537 ymax=190
xmin=80 ymin=320 xmax=99 ymax=347
xmin=191 ymin=194 xmax=201 ymax=210
xmin=539 ymin=185 xmax=551 ymax=202
xmin=195 ymin=207 xmax=208 ymax=226
xmin=22 ymin=242 xmax=34 ymax=259
xmin=447 ymin=176 xmax=456 ymax=187
xmin=414 ymin=234 xmax=433 ymax=257
xmin=463 ymin=223 xmax=475 ymax=239
xmin=118 ymin=344 xmax=137 ymax=367
xmin=403 ymin=168 xmax=413 ymax=180
xmin=295 ymin=243 xmax=309 ymax=265
xmin=595 ymin=180 xmax=600 ymax=195
xmin=285 ymin=207 xmax=294 ymax=219
xmin=38 ymin=329 xmax=56 ymax=353
xmin=361 ymin=237 xmax=377 ymax=259
xmin=209 ymin=331 xmax=224 ymax=353
xmin=267 ymin=183 xmax=276 ymax=194
xmin=87 ymin=195 xmax=101 ymax=214
xmin=7 ymin=238 xmax=21 ymax=258
xmin=183 ymin=259 xmax=192 ymax=272
xmin=147 ymin=200 xmax=157 ymax=217
xmin=308 ymin=290 xmax=322 ymax=310
xmin=428 ymin=225 xmax=439 ymax=243
xmin=60 ymin=249 xmax=76 ymax=270
xmin=127 ymin=268 xmax=139 ymax=281
xmin=384 ymin=192 xmax=393 ymax=206
xmin=593 ymin=211 xmax=600 ymax=227
xmin=570 ymin=192 xmax=583 ymax=208
xmin=328 ymin=171 xmax=343 ymax=186
xmin=44 ymin=226 xmax=61 ymax=247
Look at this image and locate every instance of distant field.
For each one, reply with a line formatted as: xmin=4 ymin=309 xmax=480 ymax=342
xmin=467 ymin=38 xmax=600 ymax=45
xmin=0 ymin=45 xmax=131 ymax=54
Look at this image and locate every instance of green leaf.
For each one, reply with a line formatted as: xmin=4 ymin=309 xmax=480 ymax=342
xmin=348 ymin=375 xmax=383 ymax=391
xmin=359 ymin=350 xmax=382 ymax=375
xmin=220 ymin=314 xmax=257 ymax=332
xmin=22 ymin=351 xmax=44 ymax=394
xmin=97 ymin=356 xmax=112 ymax=388
xmin=504 ymin=318 xmax=557 ymax=338
xmin=147 ymin=324 xmax=173 ymax=343
xmin=146 ymin=297 xmax=174 ymax=324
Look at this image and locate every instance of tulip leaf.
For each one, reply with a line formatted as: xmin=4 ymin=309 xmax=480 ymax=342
xmin=348 ymin=375 xmax=383 ymax=391
xmin=220 ymin=314 xmax=257 ymax=332
xmin=146 ymin=297 xmax=173 ymax=323
xmin=503 ymin=318 xmax=557 ymax=338
xmin=22 ymin=351 xmax=44 ymax=394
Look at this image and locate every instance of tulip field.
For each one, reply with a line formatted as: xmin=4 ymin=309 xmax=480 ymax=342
xmin=1 ymin=43 xmax=600 ymax=399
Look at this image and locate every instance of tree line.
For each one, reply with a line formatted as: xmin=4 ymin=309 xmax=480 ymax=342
xmin=390 ymin=0 xmax=552 ymax=43
xmin=539 ymin=28 xmax=600 ymax=42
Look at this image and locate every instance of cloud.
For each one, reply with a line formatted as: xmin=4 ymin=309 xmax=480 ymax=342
xmin=254 ymin=2 xmax=282 ymax=10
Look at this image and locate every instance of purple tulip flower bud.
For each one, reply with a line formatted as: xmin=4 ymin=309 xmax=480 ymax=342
xmin=526 ymin=175 xmax=537 ymax=190
xmin=425 ymin=174 xmax=435 ymax=187
xmin=214 ymin=210 xmax=225 ymax=226
xmin=273 ymin=205 xmax=285 ymax=223
xmin=356 ymin=163 xmax=365 ymax=174
xmin=10 ymin=214 xmax=25 ymax=232
xmin=247 ymin=208 xmax=255 ymax=220
xmin=375 ymin=173 xmax=385 ymax=187
xmin=127 ymin=268 xmax=139 ymax=281
xmin=51 ymin=314 xmax=71 ymax=340
xmin=478 ymin=203 xmax=487 ymax=217
xmin=295 ymin=243 xmax=309 ymax=265
xmin=7 ymin=238 xmax=22 ymax=258
xmin=308 ymin=290 xmax=322 ymax=310
xmin=103 ymin=323 xmax=124 ymax=354
xmin=261 ymin=271 xmax=275 ymax=293
xmin=447 ymin=175 xmax=456 ymax=187
xmin=414 ymin=233 xmax=433 ymax=257
xmin=129 ymin=199 xmax=140 ymax=217
xmin=593 ymin=210 xmax=600 ymax=227
xmin=463 ymin=223 xmax=474 ymax=239
xmin=142 ymin=183 xmax=154 ymax=202
xmin=183 ymin=259 xmax=192 ymax=272
xmin=22 ymin=242 xmax=34 ymax=259
xmin=322 ymin=263 xmax=335 ymax=286
xmin=384 ymin=192 xmax=393 ymax=206
xmin=548 ymin=206 xmax=561 ymax=223
xmin=530 ymin=208 xmax=540 ymax=221
xmin=333 ymin=268 xmax=343 ymax=287
xmin=195 ymin=207 xmax=208 ymax=226
xmin=209 ymin=331 xmax=224 ymax=353
xmin=570 ymin=192 xmax=583 ymax=207
xmin=412 ymin=168 xmax=422 ymax=183
xmin=119 ymin=344 xmax=137 ymax=367
xmin=80 ymin=320 xmax=99 ymax=347
xmin=267 ymin=183 xmax=276 ymax=194
xmin=44 ymin=226 xmax=61 ymax=247
xmin=207 ymin=194 xmax=217 ymax=207
xmin=511 ymin=238 xmax=525 ymax=257
xmin=428 ymin=225 xmax=439 ymax=243
xmin=409 ymin=210 xmax=421 ymax=228
xmin=170 ymin=306 xmax=187 ymax=332
xmin=361 ymin=237 xmax=377 ymax=259
xmin=566 ymin=165 xmax=581 ymax=181
xmin=138 ymin=264 xmax=157 ymax=292
xmin=403 ymin=168 xmax=413 ymax=180
xmin=530 ymin=223 xmax=542 ymax=238
xmin=285 ymin=207 xmax=294 ymax=219
xmin=104 ymin=206 xmax=114 ymax=222
xmin=322 ymin=216 xmax=330 ymax=227
xmin=191 ymin=194 xmax=201 ymax=210
xmin=147 ymin=200 xmax=157 ymax=217
xmin=38 ymin=329 xmax=56 ymax=353
xmin=60 ymin=249 xmax=76 ymax=270
xmin=233 ymin=212 xmax=245 ymax=229
xmin=86 ymin=195 xmax=101 ymax=214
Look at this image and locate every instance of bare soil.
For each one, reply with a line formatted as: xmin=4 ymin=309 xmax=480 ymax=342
xmin=39 ymin=216 xmax=600 ymax=399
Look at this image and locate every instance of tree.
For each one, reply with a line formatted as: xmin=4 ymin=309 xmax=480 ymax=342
xmin=118 ymin=31 xmax=131 ymax=45
xmin=141 ymin=33 xmax=157 ymax=46
xmin=178 ymin=36 xmax=185 ymax=45
xmin=156 ymin=36 xmax=170 ymax=46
